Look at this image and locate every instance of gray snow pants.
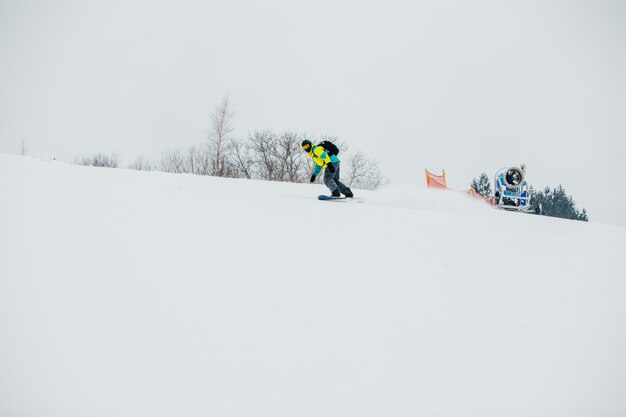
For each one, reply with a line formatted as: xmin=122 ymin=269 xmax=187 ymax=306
xmin=323 ymin=162 xmax=350 ymax=194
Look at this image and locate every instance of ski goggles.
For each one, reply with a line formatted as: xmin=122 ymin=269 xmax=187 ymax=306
xmin=302 ymin=143 xmax=311 ymax=151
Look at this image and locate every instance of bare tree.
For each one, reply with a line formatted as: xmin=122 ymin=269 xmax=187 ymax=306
xmin=345 ymin=151 xmax=386 ymax=190
xmin=249 ymin=130 xmax=279 ymax=180
xmin=271 ymin=131 xmax=308 ymax=182
xmin=19 ymin=139 xmax=30 ymax=156
xmin=208 ymin=96 xmax=235 ymax=177
xmin=159 ymin=148 xmax=186 ymax=173
xmin=243 ymin=130 xmax=311 ymax=182
xmin=128 ymin=155 xmax=153 ymax=171
xmin=231 ymin=139 xmax=254 ymax=179
xmin=78 ymin=153 xmax=120 ymax=168
xmin=186 ymin=144 xmax=211 ymax=175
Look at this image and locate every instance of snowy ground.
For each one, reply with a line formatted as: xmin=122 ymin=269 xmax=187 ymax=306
xmin=1 ymin=154 xmax=625 ymax=417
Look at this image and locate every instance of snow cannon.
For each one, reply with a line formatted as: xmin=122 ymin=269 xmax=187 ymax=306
xmin=493 ymin=165 xmax=532 ymax=211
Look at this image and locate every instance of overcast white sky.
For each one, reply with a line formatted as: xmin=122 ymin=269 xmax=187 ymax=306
xmin=1 ymin=0 xmax=625 ymax=225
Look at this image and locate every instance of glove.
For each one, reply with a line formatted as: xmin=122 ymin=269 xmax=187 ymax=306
xmin=310 ymin=174 xmax=317 ymax=183
xmin=326 ymin=163 xmax=335 ymax=173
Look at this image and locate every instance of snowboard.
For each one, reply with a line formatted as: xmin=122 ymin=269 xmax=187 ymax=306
xmin=318 ymin=195 xmax=347 ymax=201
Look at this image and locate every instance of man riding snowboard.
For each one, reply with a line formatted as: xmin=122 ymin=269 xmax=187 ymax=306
xmin=301 ymin=139 xmax=353 ymax=198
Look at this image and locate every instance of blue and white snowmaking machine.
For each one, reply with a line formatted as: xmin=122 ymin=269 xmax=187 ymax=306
xmin=493 ymin=164 xmax=532 ymax=211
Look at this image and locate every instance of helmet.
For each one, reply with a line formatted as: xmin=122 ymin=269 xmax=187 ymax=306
xmin=301 ymin=139 xmax=312 ymax=152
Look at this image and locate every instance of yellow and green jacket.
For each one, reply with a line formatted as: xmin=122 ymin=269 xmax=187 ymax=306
xmin=308 ymin=145 xmax=341 ymax=176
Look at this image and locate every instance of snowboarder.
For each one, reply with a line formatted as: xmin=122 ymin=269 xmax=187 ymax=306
xmin=301 ymin=139 xmax=353 ymax=198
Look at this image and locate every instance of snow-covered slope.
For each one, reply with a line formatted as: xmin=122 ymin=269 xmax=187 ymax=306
xmin=1 ymin=154 xmax=625 ymax=417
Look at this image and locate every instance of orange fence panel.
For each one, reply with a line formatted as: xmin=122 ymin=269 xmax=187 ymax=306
xmin=425 ymin=169 xmax=447 ymax=189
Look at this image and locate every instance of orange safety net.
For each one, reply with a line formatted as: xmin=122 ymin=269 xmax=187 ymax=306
xmin=468 ymin=188 xmax=495 ymax=206
xmin=425 ymin=169 xmax=447 ymax=189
